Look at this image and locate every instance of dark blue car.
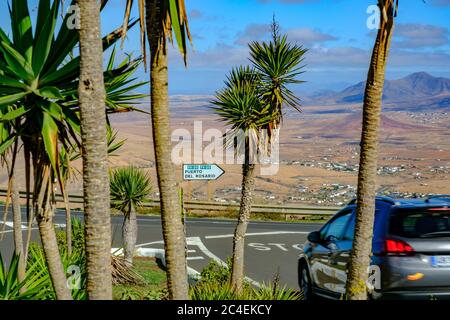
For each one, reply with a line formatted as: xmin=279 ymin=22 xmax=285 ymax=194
xmin=298 ymin=196 xmax=450 ymax=300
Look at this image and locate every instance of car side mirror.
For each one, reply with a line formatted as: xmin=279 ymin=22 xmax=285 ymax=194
xmin=307 ymin=231 xmax=321 ymax=244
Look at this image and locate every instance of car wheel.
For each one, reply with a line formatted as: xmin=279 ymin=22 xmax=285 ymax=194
xmin=299 ymin=262 xmax=312 ymax=300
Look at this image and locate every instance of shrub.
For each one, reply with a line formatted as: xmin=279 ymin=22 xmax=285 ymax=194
xmin=198 ymin=258 xmax=233 ymax=286
xmin=190 ymin=259 xmax=301 ymax=300
xmin=27 ymin=243 xmax=87 ymax=300
xmin=116 ymin=287 xmax=168 ymax=300
xmin=0 ymin=251 xmax=50 ymax=300
xmin=56 ymin=218 xmax=85 ymax=254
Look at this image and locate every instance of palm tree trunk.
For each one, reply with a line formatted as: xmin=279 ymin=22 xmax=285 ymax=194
xmin=23 ymin=146 xmax=33 ymax=263
xmin=78 ymin=0 xmax=113 ymax=300
xmin=345 ymin=0 xmax=395 ymax=300
xmin=5 ymin=153 xmax=26 ymax=286
xmin=37 ymin=208 xmax=72 ymax=300
xmin=146 ymin=0 xmax=189 ymax=300
xmin=123 ymin=205 xmax=137 ymax=265
xmin=34 ymin=164 xmax=72 ymax=300
xmin=11 ymin=175 xmax=26 ymax=286
xmin=231 ymin=138 xmax=255 ymax=294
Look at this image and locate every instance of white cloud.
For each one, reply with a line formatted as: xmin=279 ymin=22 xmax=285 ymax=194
xmin=394 ymin=23 xmax=450 ymax=48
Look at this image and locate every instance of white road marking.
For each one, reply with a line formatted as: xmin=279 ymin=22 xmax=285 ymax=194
xmin=0 ymin=227 xmax=38 ymax=235
xmin=1 ymin=221 xmax=65 ymax=230
xmin=123 ymin=237 xmax=262 ymax=287
xmin=268 ymin=243 xmax=289 ymax=251
xmin=205 ymin=231 xmax=309 ymax=239
xmin=248 ymin=242 xmax=304 ymax=252
xmin=187 ymin=249 xmax=204 ymax=261
xmin=3 ymin=222 xmax=28 ymax=230
xmin=187 ymin=256 xmax=204 ymax=261
xmin=248 ymin=243 xmax=271 ymax=251
xmin=136 ymin=240 xmax=164 ymax=247
xmin=187 ymin=237 xmax=261 ymax=288
xmin=187 ymin=237 xmax=226 ymax=265
xmin=111 ymin=247 xmax=201 ymax=282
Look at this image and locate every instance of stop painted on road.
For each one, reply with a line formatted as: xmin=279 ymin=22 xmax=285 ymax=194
xmin=248 ymin=243 xmax=304 ymax=251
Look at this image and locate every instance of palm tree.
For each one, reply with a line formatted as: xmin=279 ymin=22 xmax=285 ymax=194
xmin=0 ymin=0 xmax=146 ymax=299
xmin=218 ymin=21 xmax=306 ymax=293
xmin=345 ymin=0 xmax=397 ymax=300
xmin=110 ymin=166 xmax=152 ymax=265
xmin=212 ymin=66 xmax=276 ymax=294
xmin=121 ymin=0 xmax=192 ymax=299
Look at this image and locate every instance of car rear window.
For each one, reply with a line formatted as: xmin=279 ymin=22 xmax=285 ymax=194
xmin=389 ymin=208 xmax=450 ymax=238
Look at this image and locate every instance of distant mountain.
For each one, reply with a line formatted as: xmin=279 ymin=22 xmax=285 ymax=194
xmin=313 ymin=72 xmax=450 ymax=111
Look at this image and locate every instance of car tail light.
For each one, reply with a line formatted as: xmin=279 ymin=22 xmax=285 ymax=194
xmin=385 ymin=239 xmax=415 ymax=256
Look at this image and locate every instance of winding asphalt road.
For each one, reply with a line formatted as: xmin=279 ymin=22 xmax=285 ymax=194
xmin=0 ymin=205 xmax=326 ymax=289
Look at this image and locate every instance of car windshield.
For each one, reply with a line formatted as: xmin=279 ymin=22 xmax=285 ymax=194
xmin=389 ymin=208 xmax=450 ymax=238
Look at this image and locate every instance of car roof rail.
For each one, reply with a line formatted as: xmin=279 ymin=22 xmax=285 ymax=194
xmin=425 ymin=195 xmax=450 ymax=202
xmin=347 ymin=195 xmax=398 ymax=206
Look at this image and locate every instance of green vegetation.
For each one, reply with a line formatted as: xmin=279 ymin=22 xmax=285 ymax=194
xmin=0 ymin=0 xmax=146 ymax=299
xmin=110 ymin=167 xmax=152 ymax=213
xmin=2 ymin=219 xmax=168 ymax=300
xmin=0 ymin=252 xmax=49 ymax=300
xmin=113 ymin=257 xmax=168 ymax=300
xmin=190 ymin=259 xmax=302 ymax=300
xmin=110 ymin=166 xmax=152 ymax=264
xmin=27 ymin=242 xmax=87 ymax=300
xmin=56 ymin=218 xmax=85 ymax=254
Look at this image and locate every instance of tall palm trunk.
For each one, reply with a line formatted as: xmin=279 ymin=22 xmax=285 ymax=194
xmin=231 ymin=137 xmax=255 ymax=294
xmin=31 ymin=148 xmax=72 ymax=300
xmin=145 ymin=0 xmax=189 ymax=300
xmin=78 ymin=0 xmax=113 ymax=300
xmin=11 ymin=175 xmax=25 ymax=284
xmin=5 ymin=155 xmax=26 ymax=285
xmin=123 ymin=205 xmax=137 ymax=265
xmin=345 ymin=0 xmax=395 ymax=300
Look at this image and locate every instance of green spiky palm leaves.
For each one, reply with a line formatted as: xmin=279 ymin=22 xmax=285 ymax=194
xmin=0 ymin=251 xmax=50 ymax=300
xmin=248 ymin=21 xmax=307 ymax=138
xmin=110 ymin=166 xmax=152 ymax=214
xmin=0 ymin=0 xmax=146 ymax=199
xmin=0 ymin=0 xmax=146 ymax=299
xmin=110 ymin=166 xmax=151 ymax=264
xmin=212 ymin=66 xmax=274 ymax=152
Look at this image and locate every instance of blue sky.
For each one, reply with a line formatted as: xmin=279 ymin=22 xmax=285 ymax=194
xmin=1 ymin=0 xmax=450 ymax=94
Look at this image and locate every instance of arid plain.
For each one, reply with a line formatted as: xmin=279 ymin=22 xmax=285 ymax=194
xmin=110 ymin=96 xmax=450 ymax=206
xmin=2 ymin=95 xmax=450 ymax=207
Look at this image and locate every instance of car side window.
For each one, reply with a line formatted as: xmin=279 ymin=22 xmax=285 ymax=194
xmin=343 ymin=214 xmax=356 ymax=240
xmin=343 ymin=209 xmax=379 ymax=240
xmin=321 ymin=210 xmax=353 ymax=241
